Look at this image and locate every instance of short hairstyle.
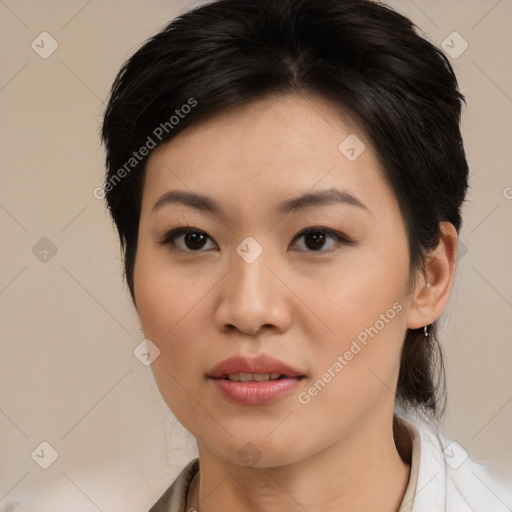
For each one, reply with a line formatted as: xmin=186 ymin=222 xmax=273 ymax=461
xmin=101 ymin=0 xmax=469 ymax=420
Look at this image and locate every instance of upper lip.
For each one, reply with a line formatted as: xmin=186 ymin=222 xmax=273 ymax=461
xmin=208 ymin=354 xmax=305 ymax=379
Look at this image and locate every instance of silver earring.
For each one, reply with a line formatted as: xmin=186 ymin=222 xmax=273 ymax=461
xmin=424 ymin=325 xmax=429 ymax=337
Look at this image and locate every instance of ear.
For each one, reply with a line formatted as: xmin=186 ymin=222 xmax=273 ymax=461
xmin=407 ymin=221 xmax=458 ymax=330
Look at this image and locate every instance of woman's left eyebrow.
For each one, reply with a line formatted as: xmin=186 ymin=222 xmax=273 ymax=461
xmin=152 ymin=187 xmax=371 ymax=217
xmin=277 ymin=187 xmax=371 ymax=215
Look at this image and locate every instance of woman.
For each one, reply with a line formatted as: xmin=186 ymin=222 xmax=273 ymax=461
xmin=101 ymin=0 xmax=512 ymax=510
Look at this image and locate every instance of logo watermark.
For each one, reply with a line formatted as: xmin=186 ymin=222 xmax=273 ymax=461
xmin=297 ymin=301 xmax=403 ymax=405
xmin=94 ymin=97 xmax=198 ymax=200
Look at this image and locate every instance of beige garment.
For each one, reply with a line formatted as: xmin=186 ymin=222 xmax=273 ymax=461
xmin=148 ymin=414 xmax=421 ymax=512
xmin=396 ymin=413 xmax=421 ymax=512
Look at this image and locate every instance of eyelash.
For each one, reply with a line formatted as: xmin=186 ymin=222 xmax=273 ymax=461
xmin=158 ymin=225 xmax=355 ymax=254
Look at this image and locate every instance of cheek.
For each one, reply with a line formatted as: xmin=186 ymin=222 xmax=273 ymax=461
xmin=303 ymin=243 xmax=409 ymax=343
xmin=135 ymin=267 xmax=213 ymax=429
xmin=134 ymin=238 xmax=205 ymax=336
xmin=300 ymin=244 xmax=410 ymax=397
xmin=293 ymin=288 xmax=408 ymax=447
xmin=133 ymin=246 xmax=208 ymax=390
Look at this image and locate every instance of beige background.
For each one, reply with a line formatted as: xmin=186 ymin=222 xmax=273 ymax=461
xmin=0 ymin=0 xmax=511 ymax=510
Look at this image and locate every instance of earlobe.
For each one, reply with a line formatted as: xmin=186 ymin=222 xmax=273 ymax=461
xmin=406 ymin=222 xmax=458 ymax=330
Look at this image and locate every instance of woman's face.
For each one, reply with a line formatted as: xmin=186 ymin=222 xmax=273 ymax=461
xmin=134 ymin=93 xmax=417 ymax=467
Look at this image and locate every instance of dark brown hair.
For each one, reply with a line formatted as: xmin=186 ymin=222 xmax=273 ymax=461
xmin=101 ymin=0 xmax=468 ymax=420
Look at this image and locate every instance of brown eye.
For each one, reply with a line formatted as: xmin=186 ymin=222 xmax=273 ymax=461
xmin=291 ymin=227 xmax=354 ymax=252
xmin=160 ymin=227 xmax=217 ymax=252
xmin=159 ymin=226 xmax=353 ymax=254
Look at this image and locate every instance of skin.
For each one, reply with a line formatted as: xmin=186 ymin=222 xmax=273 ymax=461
xmin=133 ymin=92 xmax=458 ymax=512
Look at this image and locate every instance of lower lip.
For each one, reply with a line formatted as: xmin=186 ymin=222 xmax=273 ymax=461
xmin=210 ymin=377 xmax=302 ymax=405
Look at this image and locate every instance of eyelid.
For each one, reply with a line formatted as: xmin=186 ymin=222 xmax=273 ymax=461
xmin=295 ymin=226 xmax=354 ymax=244
xmin=290 ymin=226 xmax=355 ymax=253
xmin=158 ymin=225 xmax=355 ymax=252
xmin=158 ymin=226 xmax=218 ymax=249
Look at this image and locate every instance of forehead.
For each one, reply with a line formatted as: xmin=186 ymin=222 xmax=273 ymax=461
xmin=141 ymin=93 xmax=395 ymax=222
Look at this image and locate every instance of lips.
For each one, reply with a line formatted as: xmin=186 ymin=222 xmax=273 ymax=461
xmin=208 ymin=354 xmax=305 ymax=380
xmin=208 ymin=354 xmax=305 ymax=405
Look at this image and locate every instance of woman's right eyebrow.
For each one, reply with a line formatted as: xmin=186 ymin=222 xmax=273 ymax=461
xmin=152 ymin=189 xmax=221 ymax=215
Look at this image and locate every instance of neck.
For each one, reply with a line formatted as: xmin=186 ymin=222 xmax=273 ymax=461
xmin=186 ymin=408 xmax=411 ymax=512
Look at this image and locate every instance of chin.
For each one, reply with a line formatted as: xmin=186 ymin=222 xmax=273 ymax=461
xmin=204 ymin=432 xmax=312 ymax=469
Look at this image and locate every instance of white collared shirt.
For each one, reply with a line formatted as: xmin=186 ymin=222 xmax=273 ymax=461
xmin=396 ymin=408 xmax=512 ymax=511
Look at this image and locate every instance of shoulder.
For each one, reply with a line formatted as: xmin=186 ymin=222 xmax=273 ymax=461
xmin=396 ymin=409 xmax=512 ymax=512
xmin=148 ymin=458 xmax=199 ymax=512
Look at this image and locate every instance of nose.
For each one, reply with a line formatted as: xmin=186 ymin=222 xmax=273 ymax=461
xmin=214 ymin=242 xmax=292 ymax=337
